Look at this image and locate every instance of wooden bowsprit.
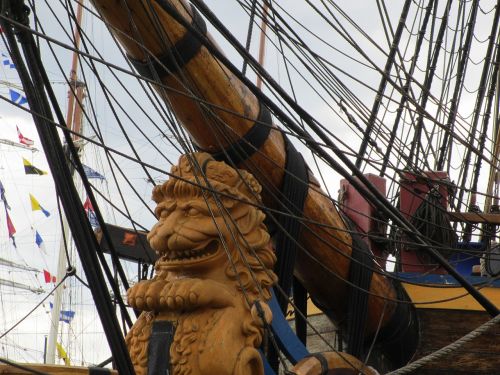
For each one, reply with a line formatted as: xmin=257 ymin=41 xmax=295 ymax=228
xmin=87 ymin=2 xmax=411 ymax=365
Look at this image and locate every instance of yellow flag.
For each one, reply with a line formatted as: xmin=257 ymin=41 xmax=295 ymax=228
xmin=56 ymin=342 xmax=70 ymax=366
xmin=30 ymin=193 xmax=41 ymax=211
xmin=29 ymin=194 xmax=50 ymax=217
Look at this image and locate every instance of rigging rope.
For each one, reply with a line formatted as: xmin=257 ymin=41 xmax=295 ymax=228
xmin=186 ymin=0 xmax=500 ymax=316
xmin=436 ymin=0 xmax=479 ymax=171
xmin=0 ymin=5 xmax=135 ymax=372
xmin=356 ymin=0 xmax=411 ymax=170
xmin=241 ymin=0 xmax=257 ymax=76
xmin=381 ymin=0 xmax=435 ymax=176
xmin=3 ymin=3 xmax=500 ymax=370
xmin=7 ymin=0 xmax=500 ymax=364
xmin=454 ymin=2 xmax=500 ymax=213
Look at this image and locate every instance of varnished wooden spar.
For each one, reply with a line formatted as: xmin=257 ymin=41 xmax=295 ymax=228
xmin=89 ymin=0 xmax=404 ymax=341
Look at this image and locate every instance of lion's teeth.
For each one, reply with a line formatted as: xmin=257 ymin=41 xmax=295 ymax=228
xmin=164 ymin=246 xmax=215 ymax=262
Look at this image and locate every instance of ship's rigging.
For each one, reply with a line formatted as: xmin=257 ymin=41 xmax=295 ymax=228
xmin=0 ymin=0 xmax=499 ymax=373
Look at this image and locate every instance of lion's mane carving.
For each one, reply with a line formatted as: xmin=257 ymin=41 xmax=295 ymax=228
xmin=126 ymin=152 xmax=277 ymax=375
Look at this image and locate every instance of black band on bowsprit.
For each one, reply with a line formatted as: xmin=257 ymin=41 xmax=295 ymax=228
xmin=344 ymin=216 xmax=373 ymax=359
xmin=273 ymin=136 xmax=309 ymax=313
xmin=205 ymin=103 xmax=272 ymax=166
xmin=129 ymin=3 xmax=207 ymax=80
xmin=305 ymin=353 xmax=329 ymax=375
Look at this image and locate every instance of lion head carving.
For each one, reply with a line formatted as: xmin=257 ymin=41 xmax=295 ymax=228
xmin=126 ymin=152 xmax=277 ymax=375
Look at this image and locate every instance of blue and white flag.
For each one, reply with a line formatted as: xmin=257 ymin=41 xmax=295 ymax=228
xmin=9 ymin=89 xmax=28 ymax=106
xmin=35 ymin=230 xmax=47 ymax=253
xmin=0 ymin=179 xmax=10 ymax=210
xmin=88 ymin=210 xmax=99 ymax=228
xmin=49 ymin=302 xmax=75 ymax=324
xmin=60 ymin=309 xmax=75 ymax=324
xmin=2 ymin=52 xmax=15 ymax=69
xmin=82 ymin=164 xmax=105 ymax=180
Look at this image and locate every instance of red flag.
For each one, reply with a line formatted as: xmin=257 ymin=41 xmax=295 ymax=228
xmin=16 ymin=126 xmax=34 ymax=146
xmin=5 ymin=209 xmax=16 ymax=248
xmin=43 ymin=270 xmax=56 ymax=284
xmin=83 ymin=196 xmax=94 ymax=211
xmin=6 ymin=210 xmax=15 ymax=237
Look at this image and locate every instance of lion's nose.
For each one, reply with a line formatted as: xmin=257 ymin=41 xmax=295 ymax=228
xmin=163 ymin=210 xmax=185 ymax=235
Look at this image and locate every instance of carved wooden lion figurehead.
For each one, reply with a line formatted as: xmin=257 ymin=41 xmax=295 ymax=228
xmin=147 ymin=152 xmax=277 ymax=302
xmin=127 ymin=153 xmax=277 ymax=375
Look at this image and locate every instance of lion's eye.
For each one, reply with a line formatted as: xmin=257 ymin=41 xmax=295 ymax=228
xmin=187 ymin=207 xmax=199 ymax=216
xmin=156 ymin=201 xmax=176 ymax=218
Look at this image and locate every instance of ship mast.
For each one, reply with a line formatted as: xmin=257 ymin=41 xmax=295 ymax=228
xmin=483 ymin=30 xmax=500 ymax=216
xmin=45 ymin=0 xmax=85 ymax=364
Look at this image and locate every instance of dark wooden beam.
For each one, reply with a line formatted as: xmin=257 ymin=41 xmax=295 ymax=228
xmin=448 ymin=211 xmax=500 ymax=224
xmin=95 ymin=224 xmax=158 ymax=264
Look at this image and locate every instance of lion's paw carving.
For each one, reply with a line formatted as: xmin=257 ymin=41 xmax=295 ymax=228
xmin=127 ymin=279 xmax=168 ymax=311
xmin=159 ymin=278 xmax=235 ymax=311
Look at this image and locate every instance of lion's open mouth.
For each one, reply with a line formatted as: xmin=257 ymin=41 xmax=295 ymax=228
xmin=164 ymin=239 xmax=219 ymax=262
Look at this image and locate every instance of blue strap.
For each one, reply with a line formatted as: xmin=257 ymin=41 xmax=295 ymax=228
xmin=268 ymin=289 xmax=309 ymax=364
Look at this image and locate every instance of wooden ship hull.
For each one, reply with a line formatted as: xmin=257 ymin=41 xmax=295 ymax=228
xmin=405 ymin=283 xmax=500 ymax=374
xmin=413 ymin=308 xmax=500 ymax=374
